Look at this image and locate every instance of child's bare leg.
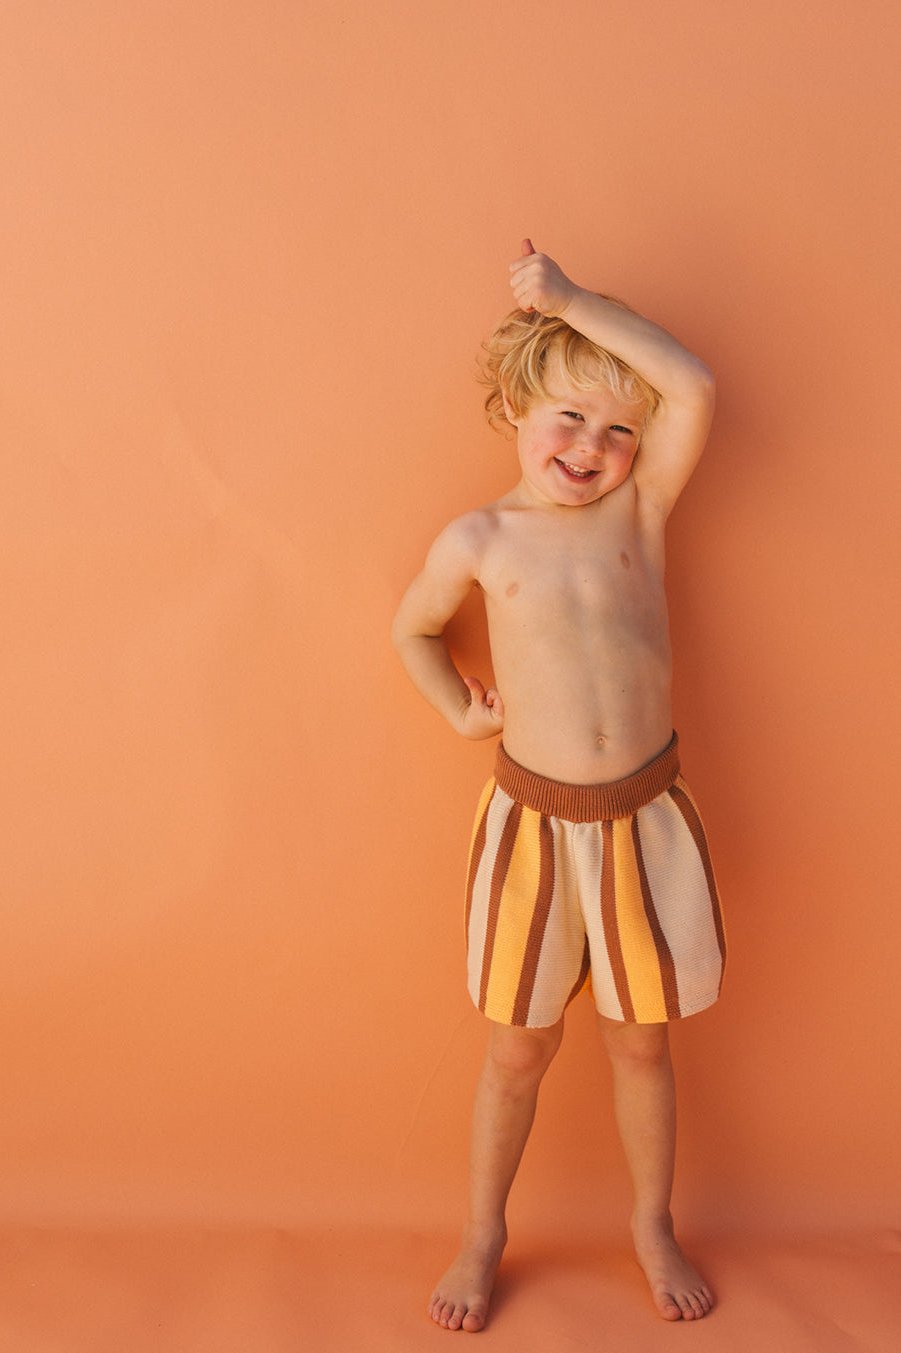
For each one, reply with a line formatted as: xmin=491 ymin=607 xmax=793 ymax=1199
xmin=599 ymin=1016 xmax=714 ymax=1321
xmin=428 ymin=1017 xmax=564 ymax=1333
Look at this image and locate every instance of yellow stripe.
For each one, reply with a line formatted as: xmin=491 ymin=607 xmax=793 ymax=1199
xmin=612 ymin=818 xmax=667 ymax=1023
xmin=483 ymin=805 xmax=542 ymax=1023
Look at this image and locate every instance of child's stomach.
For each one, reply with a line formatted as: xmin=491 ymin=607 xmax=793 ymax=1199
xmin=490 ymin=628 xmax=674 ymax=786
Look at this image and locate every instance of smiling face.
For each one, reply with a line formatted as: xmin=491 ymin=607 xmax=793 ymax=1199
xmin=503 ymin=362 xmax=646 ymax=508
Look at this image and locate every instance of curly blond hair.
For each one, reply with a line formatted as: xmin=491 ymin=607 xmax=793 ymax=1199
xmin=479 ymin=303 xmax=661 ymax=433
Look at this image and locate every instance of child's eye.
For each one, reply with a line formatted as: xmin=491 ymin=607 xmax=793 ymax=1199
xmin=610 ymin=425 xmax=633 ymax=435
xmin=562 ymin=410 xmax=583 ymax=421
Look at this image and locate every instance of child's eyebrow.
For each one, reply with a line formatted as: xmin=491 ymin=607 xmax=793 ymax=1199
xmin=552 ymin=396 xmax=640 ymax=429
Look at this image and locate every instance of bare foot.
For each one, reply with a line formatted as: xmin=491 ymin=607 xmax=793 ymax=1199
xmin=632 ymin=1215 xmax=714 ymax=1321
xmin=427 ymin=1224 xmax=507 ymax=1333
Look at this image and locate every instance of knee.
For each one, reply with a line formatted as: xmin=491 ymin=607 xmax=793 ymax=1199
xmin=600 ymin=1019 xmax=670 ymax=1069
xmin=487 ymin=1021 xmax=563 ymax=1084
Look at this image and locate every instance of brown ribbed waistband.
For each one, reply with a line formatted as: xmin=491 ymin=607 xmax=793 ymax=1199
xmin=494 ymin=733 xmax=680 ymax=822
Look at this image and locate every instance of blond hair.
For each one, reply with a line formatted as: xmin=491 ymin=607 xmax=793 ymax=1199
xmin=479 ymin=303 xmax=661 ymax=432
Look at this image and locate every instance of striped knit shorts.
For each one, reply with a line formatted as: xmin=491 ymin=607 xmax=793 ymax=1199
xmin=464 ymin=732 xmax=726 ymax=1028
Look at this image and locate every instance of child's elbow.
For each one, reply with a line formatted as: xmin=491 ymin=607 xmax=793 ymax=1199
xmin=390 ymin=605 xmax=420 ymax=654
xmin=390 ymin=612 xmax=407 ymax=652
xmin=691 ymin=360 xmax=716 ymax=405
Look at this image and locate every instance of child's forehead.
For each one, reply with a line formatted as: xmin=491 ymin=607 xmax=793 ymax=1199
xmin=540 ymin=368 xmax=644 ymax=417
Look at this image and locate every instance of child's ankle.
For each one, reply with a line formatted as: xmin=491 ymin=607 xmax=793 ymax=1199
xmin=631 ymin=1208 xmax=675 ymax=1235
xmin=463 ymin=1218 xmax=508 ymax=1250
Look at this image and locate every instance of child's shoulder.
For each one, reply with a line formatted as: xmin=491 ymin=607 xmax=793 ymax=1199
xmin=429 ymin=500 xmax=503 ymax=559
xmin=420 ymin=498 xmax=512 ymax=588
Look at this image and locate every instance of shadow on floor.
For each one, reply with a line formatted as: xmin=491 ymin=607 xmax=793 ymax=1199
xmin=0 ymin=1223 xmax=898 ymax=1352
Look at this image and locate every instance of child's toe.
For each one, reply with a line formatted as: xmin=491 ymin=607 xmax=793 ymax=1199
xmin=659 ymin=1293 xmax=682 ymax=1320
xmin=462 ymin=1305 xmax=486 ymax=1332
xmin=446 ymin=1302 xmax=466 ymax=1330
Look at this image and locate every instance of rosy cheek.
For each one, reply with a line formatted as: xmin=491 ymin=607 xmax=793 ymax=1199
xmin=547 ymin=427 xmax=574 ymax=452
xmin=606 ymin=447 xmax=636 ymax=477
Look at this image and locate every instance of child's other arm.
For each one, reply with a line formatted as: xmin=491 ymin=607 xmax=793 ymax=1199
xmin=391 ymin=515 xmax=505 ymax=740
xmin=510 ymin=240 xmax=715 ymax=517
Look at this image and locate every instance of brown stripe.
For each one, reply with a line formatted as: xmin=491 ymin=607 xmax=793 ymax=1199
xmin=464 ymin=787 xmax=493 ymax=938
xmin=668 ymin=783 xmax=727 ymax=981
xmin=478 ymin=800 xmax=523 ymax=1012
xmin=601 ymin=819 xmax=634 ymax=1022
xmin=511 ymin=814 xmax=556 ymax=1026
xmin=566 ymin=936 xmax=591 ymax=1008
xmin=495 ymin=733 xmax=680 ymax=822
xmin=631 ymin=816 xmax=681 ymax=1019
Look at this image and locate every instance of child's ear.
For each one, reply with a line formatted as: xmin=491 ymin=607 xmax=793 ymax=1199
xmin=500 ymin=388 xmax=520 ymax=427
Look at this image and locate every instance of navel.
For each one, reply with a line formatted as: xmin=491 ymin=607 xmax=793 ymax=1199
xmin=620 ymin=551 xmax=631 ymax=569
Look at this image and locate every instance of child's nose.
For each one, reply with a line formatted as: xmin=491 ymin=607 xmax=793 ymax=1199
xmin=581 ymin=427 xmax=605 ymax=454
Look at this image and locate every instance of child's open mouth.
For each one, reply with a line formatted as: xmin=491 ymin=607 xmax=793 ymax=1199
xmin=555 ymin=458 xmax=599 ymax=482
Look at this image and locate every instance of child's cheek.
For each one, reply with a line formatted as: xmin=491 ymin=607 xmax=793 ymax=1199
xmin=546 ymin=426 xmax=573 ymax=454
xmin=606 ymin=446 xmax=637 ymax=484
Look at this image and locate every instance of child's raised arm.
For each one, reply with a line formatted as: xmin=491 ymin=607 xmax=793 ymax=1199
xmin=509 ymin=240 xmax=715 ymax=516
xmin=391 ymin=514 xmax=505 ymax=740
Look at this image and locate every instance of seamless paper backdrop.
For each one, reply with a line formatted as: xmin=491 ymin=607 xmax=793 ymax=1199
xmin=1 ymin=0 xmax=899 ymax=1239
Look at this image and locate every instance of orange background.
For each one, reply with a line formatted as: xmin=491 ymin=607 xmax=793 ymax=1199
xmin=1 ymin=1 xmax=900 ymax=1345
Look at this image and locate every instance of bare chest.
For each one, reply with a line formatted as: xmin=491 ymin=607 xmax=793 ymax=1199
xmin=480 ymin=506 xmax=665 ymax=633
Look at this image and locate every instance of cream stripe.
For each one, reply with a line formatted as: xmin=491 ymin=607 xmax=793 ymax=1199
xmin=525 ymin=819 xmax=585 ymax=1025
xmin=638 ymin=793 xmax=724 ymax=1012
xmin=466 ymin=777 xmax=497 ymax=878
xmin=612 ymin=817 xmax=667 ymax=1023
xmin=464 ymin=776 xmax=496 ymax=941
xmin=670 ymin=777 xmax=727 ymax=960
xmin=483 ymin=805 xmax=543 ymax=1024
xmin=466 ymin=785 xmax=516 ymax=1007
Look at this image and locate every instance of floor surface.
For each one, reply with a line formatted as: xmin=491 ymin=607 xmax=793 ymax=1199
xmin=0 ymin=1224 xmax=898 ymax=1352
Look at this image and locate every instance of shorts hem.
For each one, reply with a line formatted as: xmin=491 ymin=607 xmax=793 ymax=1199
xmin=470 ymin=989 xmax=723 ymax=1029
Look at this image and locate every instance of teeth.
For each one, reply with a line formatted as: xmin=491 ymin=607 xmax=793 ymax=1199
xmin=562 ymin=462 xmax=593 ymax=477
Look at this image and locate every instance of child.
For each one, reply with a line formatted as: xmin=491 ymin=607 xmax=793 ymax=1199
xmin=391 ymin=240 xmax=726 ymax=1331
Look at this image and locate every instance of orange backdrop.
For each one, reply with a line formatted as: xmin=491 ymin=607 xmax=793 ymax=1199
xmin=1 ymin=0 xmax=898 ymax=1245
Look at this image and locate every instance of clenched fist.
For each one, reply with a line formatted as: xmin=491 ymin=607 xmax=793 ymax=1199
xmin=508 ymin=238 xmax=580 ymax=318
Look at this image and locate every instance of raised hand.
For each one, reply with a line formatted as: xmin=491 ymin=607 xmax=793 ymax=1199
xmin=508 ymin=238 xmax=579 ymax=317
xmin=459 ymin=676 xmax=505 ymax=740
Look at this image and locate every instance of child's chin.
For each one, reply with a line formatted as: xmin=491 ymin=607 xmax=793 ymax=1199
xmin=554 ymin=489 xmax=604 ymax=507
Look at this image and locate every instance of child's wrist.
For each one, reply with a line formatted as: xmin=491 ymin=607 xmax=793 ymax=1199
xmin=451 ymin=694 xmax=472 ymax=737
xmin=556 ymin=283 xmax=589 ymax=321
